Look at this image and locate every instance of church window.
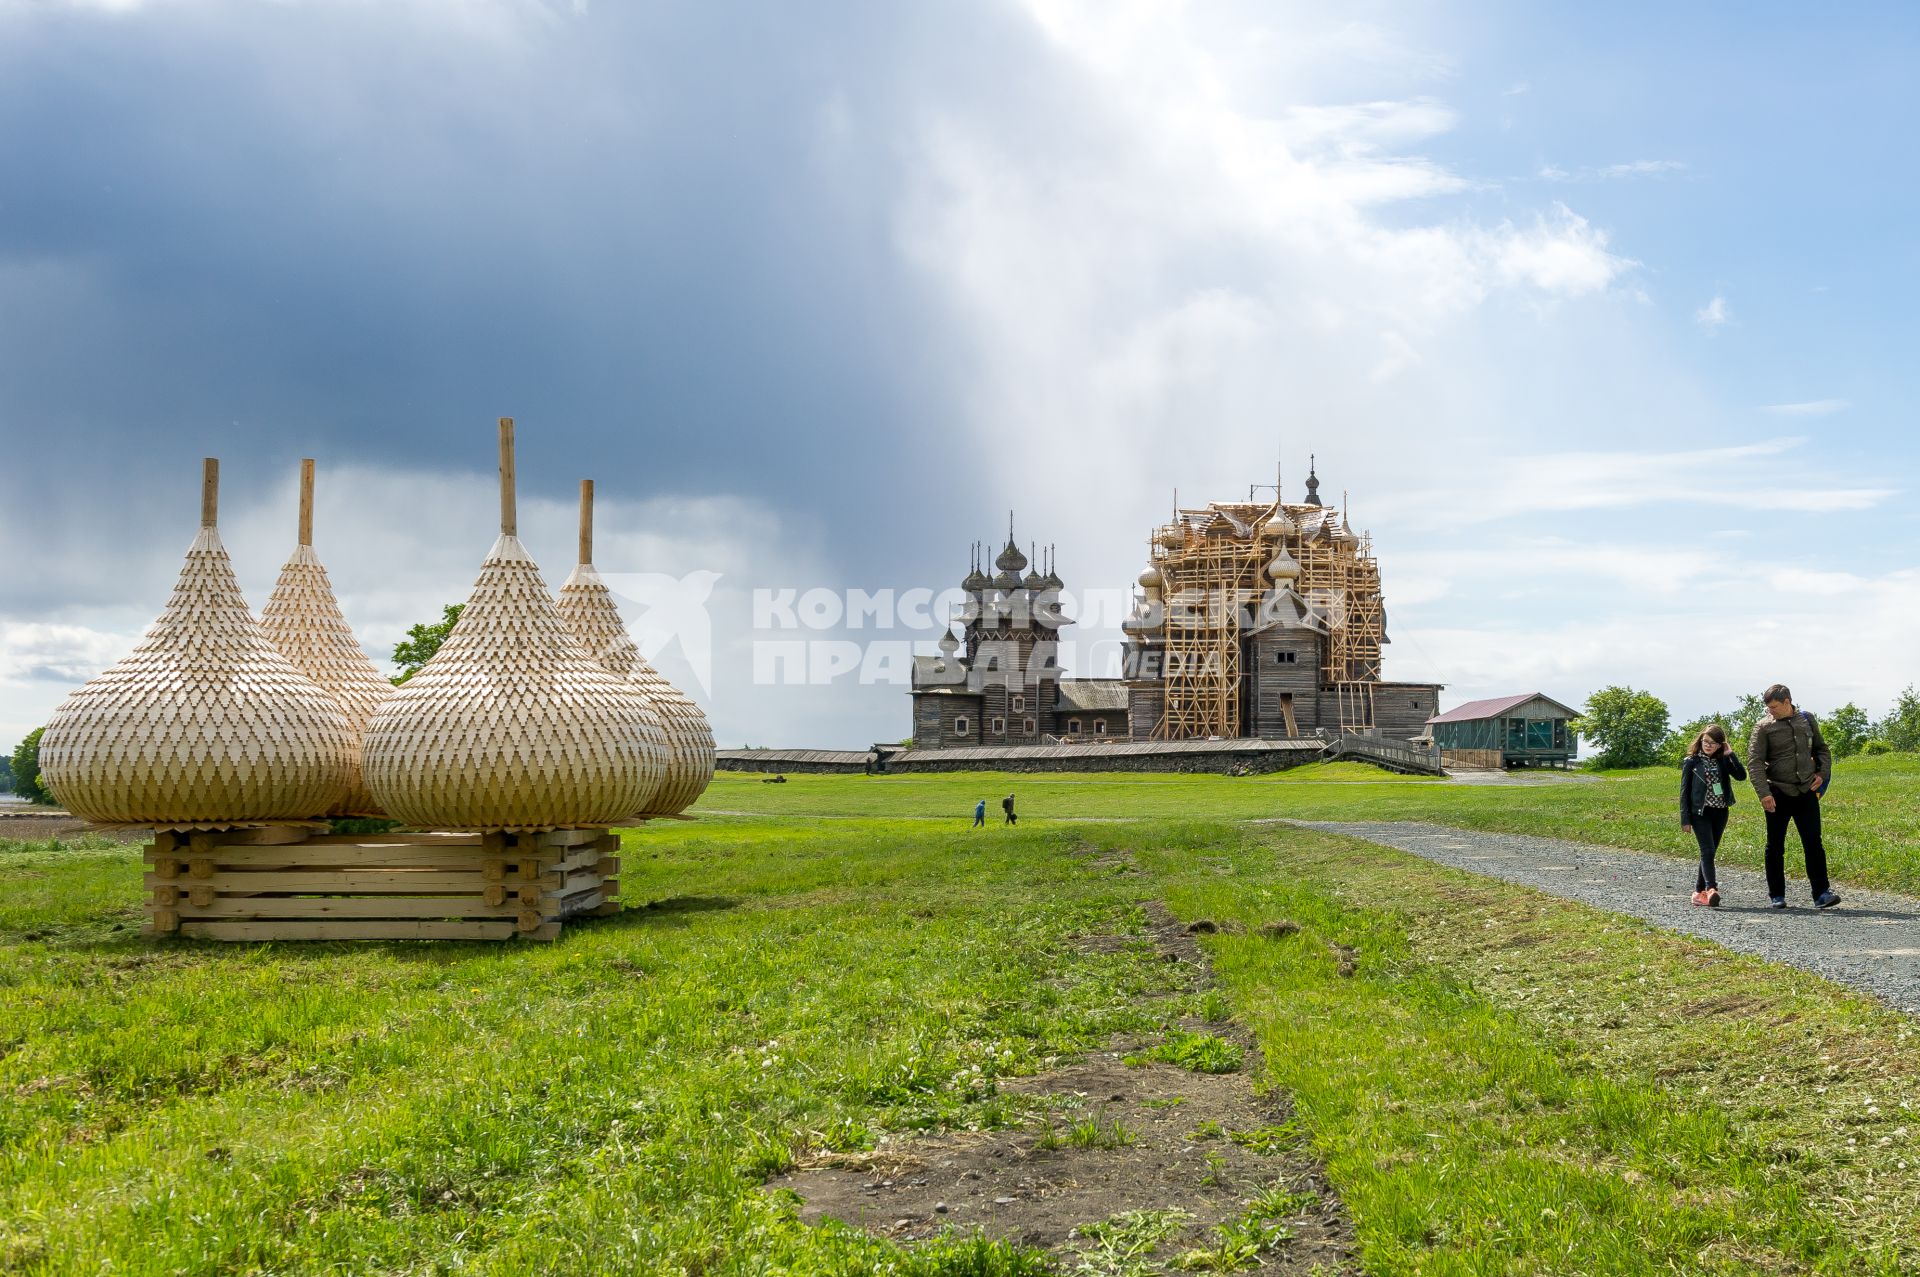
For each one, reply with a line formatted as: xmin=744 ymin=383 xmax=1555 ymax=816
xmin=1276 ymin=650 xmax=1297 ymax=664
xmin=955 ymin=716 xmax=971 ymax=736
xmin=1094 ymin=718 xmax=1107 ymax=734
xmin=991 ymin=717 xmax=1006 ymax=734
xmin=1012 ymin=694 xmax=1026 ymax=712
xmin=1024 ymin=718 xmax=1037 ymax=734
xmin=1068 ymin=717 xmax=1082 ymax=734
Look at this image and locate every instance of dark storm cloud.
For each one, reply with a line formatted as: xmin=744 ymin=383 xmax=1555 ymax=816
xmin=0 ymin=0 xmax=1076 ymax=587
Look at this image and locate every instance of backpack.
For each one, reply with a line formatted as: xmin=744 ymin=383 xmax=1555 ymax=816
xmin=1801 ymin=712 xmax=1831 ymax=796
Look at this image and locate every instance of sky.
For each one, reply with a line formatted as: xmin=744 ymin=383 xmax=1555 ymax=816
xmin=2 ymin=0 xmax=1915 ymax=752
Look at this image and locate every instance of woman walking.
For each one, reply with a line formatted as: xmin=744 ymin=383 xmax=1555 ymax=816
xmin=1681 ymin=724 xmax=1746 ymax=906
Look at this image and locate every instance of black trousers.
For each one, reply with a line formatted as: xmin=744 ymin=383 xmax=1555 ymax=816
xmin=1690 ymin=805 xmax=1728 ymax=890
xmin=1764 ymin=787 xmax=1830 ymax=900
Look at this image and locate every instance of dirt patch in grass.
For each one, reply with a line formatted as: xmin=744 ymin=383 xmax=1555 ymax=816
xmin=768 ymin=898 xmax=1356 ymax=1272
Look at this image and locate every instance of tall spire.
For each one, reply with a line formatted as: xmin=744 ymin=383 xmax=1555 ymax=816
xmin=1304 ymin=454 xmax=1322 ymax=507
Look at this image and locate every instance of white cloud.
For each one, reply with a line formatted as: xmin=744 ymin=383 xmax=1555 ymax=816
xmin=1762 ymin=398 xmax=1850 ymax=416
xmin=1382 ymin=437 xmax=1893 ymax=527
xmin=1482 ymin=205 xmax=1632 ymax=296
xmin=1694 ymin=295 xmax=1731 ymax=332
xmin=1539 ymin=159 xmax=1686 ymax=182
xmin=1392 ymin=563 xmax=1920 ymax=723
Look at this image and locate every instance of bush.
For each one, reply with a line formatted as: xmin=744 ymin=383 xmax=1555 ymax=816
xmin=1877 ymin=686 xmax=1920 ymax=753
xmin=391 ymin=604 xmax=463 ymax=685
xmin=1862 ymin=738 xmax=1894 ymax=756
xmin=1824 ymin=703 xmax=1873 ymax=759
xmin=8 ymin=728 xmax=55 ymax=806
xmin=1575 ymin=686 xmax=1670 ymax=770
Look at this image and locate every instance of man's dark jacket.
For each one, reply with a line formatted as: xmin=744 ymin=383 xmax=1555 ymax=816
xmin=1747 ymin=710 xmax=1831 ymax=798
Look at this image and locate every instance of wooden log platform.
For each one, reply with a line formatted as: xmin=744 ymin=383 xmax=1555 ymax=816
xmin=140 ymin=826 xmax=625 ymax=942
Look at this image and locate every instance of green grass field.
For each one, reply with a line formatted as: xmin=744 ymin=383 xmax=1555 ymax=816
xmin=706 ymin=753 xmax=1920 ymax=894
xmin=3 ymin=762 xmax=1918 ymax=1274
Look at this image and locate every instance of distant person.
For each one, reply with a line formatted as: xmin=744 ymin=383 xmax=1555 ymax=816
xmin=1002 ymin=792 xmax=1017 ymax=826
xmin=973 ymin=799 xmax=986 ymax=829
xmin=1680 ymin=724 xmax=1745 ymax=907
xmin=1748 ymin=684 xmax=1838 ymax=910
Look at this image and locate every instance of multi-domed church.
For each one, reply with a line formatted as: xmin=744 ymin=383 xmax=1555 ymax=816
xmin=909 ymin=465 xmax=1441 ymax=752
xmin=908 ymin=528 xmax=1129 ymax=749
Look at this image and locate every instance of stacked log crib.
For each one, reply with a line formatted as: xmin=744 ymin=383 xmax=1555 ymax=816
xmin=142 ymin=826 xmax=623 ymax=942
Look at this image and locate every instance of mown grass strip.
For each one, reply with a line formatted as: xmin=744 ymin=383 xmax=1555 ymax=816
xmin=1133 ymin=820 xmax=1918 ymax=1274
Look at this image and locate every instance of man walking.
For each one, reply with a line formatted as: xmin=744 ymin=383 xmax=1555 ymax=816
xmin=1748 ymin=684 xmax=1839 ymax=910
xmin=1002 ymin=792 xmax=1017 ymax=826
xmin=973 ymin=798 xmax=986 ymax=829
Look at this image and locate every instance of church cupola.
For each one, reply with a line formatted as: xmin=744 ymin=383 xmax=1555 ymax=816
xmin=962 ymin=541 xmax=989 ymax=593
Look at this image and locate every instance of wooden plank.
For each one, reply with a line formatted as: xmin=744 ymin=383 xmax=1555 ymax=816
xmin=207 ymin=826 xmax=313 ymax=847
xmin=552 ymin=845 xmax=601 ymax=874
xmin=296 ymin=833 xmax=493 ymax=847
xmin=556 ymin=871 xmax=606 ymax=896
xmin=142 ymin=870 xmax=530 ymax=894
xmin=535 ymin=828 xmax=607 ymax=848
xmin=175 ymin=896 xmax=519 ymax=920
xmin=185 ymin=846 xmax=498 ymax=870
xmin=180 ymin=920 xmax=518 ymax=941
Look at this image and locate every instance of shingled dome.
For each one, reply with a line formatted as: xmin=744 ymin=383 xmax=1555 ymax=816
xmin=554 ymin=480 xmax=715 ymax=817
xmin=259 ymin=459 xmax=393 ymax=818
xmin=362 ymin=421 xmax=663 ymax=831
xmin=39 ymin=459 xmax=354 ymax=827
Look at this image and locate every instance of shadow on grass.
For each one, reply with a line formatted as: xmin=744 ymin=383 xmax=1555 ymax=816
xmin=604 ymin=895 xmax=742 ymax=924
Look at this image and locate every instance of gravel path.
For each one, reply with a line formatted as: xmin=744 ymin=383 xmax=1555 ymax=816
xmin=1294 ymin=820 xmax=1920 ymax=1018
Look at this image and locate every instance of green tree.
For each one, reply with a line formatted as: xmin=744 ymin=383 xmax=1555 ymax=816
xmin=1823 ymin=702 xmax=1872 ymax=758
xmin=1574 ymin=686 xmax=1670 ymax=770
xmin=9 ymin=727 xmax=55 ymax=805
xmin=1878 ymin=686 xmax=1920 ymax=752
xmin=1662 ymin=715 xmax=1714 ymax=765
xmin=1662 ymin=693 xmax=1770 ymax=765
xmin=0 ymin=753 xmax=12 ymax=794
xmin=391 ymin=604 xmax=463 ymax=685
xmin=1723 ymin=694 xmax=1768 ymax=751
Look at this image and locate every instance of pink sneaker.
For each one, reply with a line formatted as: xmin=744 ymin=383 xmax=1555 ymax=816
xmin=1690 ymin=890 xmax=1712 ymax=907
xmin=1705 ymin=888 xmax=1721 ymax=907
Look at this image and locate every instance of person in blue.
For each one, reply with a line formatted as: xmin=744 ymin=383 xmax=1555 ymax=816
xmin=973 ymin=798 xmax=986 ymax=828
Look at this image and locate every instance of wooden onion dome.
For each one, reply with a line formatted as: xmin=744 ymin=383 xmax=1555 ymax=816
xmin=555 ymin=479 xmax=716 ymax=817
xmin=259 ymin=459 xmax=393 ymax=818
xmin=361 ymin=420 xmax=664 ymax=831
xmin=38 ymin=459 xmax=354 ymax=827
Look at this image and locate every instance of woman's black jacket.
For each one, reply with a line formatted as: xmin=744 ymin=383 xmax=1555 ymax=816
xmin=1680 ymin=751 xmax=1747 ymax=822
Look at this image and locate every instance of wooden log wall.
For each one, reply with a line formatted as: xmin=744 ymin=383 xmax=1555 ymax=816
xmin=142 ymin=826 xmax=623 ymax=942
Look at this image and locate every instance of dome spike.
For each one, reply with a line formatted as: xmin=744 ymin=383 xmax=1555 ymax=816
xmin=579 ymin=478 xmax=595 ymax=566
xmin=298 ymin=458 xmax=315 ymax=547
xmin=499 ymin=417 xmax=517 ymax=537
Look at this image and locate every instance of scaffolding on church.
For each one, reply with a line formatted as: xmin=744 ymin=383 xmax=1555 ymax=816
xmin=1143 ymin=470 xmax=1387 ymax=739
